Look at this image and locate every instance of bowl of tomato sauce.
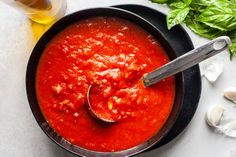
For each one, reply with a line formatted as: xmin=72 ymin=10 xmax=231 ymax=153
xmin=26 ymin=7 xmax=184 ymax=157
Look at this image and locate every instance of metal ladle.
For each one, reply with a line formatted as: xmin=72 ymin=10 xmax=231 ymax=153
xmin=86 ymin=36 xmax=231 ymax=123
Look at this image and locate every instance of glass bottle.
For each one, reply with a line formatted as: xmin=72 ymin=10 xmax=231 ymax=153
xmin=14 ymin=0 xmax=67 ymax=24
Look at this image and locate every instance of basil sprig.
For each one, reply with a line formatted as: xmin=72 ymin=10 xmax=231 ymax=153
xmin=151 ymin=0 xmax=236 ymax=59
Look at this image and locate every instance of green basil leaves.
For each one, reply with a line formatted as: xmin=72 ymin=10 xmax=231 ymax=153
xmin=151 ymin=0 xmax=236 ymax=58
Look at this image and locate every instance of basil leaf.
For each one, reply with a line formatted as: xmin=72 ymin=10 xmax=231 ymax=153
xmin=167 ymin=7 xmax=190 ymax=29
xmin=196 ymin=1 xmax=236 ymax=31
xmin=151 ymin=0 xmax=169 ymax=3
xmin=191 ymin=0 xmax=214 ymax=7
xmin=229 ymin=0 xmax=236 ymax=17
xmin=190 ymin=0 xmax=213 ymax=12
xmin=185 ymin=15 xmax=226 ymax=38
xmin=152 ymin=0 xmax=187 ymax=4
xmin=230 ymin=43 xmax=236 ymax=59
xmin=170 ymin=0 xmax=192 ymax=8
xmin=184 ymin=0 xmax=192 ymax=6
xmin=170 ymin=2 xmax=187 ymax=8
xmin=228 ymin=30 xmax=236 ymax=59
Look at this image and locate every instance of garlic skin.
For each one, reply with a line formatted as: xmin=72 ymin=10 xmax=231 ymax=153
xmin=200 ymin=55 xmax=224 ymax=83
xmin=206 ymin=105 xmax=236 ymax=138
xmin=224 ymin=88 xmax=236 ymax=104
xmin=206 ymin=105 xmax=225 ymax=127
xmin=231 ymin=150 xmax=236 ymax=157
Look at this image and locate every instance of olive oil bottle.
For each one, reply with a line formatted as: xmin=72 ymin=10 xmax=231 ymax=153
xmin=14 ymin=0 xmax=67 ymax=24
xmin=3 ymin=0 xmax=67 ymax=40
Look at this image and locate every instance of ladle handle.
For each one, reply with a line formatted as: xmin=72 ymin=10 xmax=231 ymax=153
xmin=143 ymin=36 xmax=231 ymax=87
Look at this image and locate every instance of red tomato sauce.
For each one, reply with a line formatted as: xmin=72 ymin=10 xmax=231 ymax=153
xmin=36 ymin=17 xmax=175 ymax=152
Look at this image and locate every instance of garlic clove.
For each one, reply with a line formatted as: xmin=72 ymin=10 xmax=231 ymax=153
xmin=206 ymin=105 xmax=225 ymax=127
xmin=224 ymin=88 xmax=236 ymax=104
xmin=206 ymin=105 xmax=236 ymax=138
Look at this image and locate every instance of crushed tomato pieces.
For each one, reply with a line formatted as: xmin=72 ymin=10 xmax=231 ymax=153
xmin=36 ymin=17 xmax=175 ymax=152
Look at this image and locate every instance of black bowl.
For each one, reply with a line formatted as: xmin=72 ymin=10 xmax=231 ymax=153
xmin=26 ymin=7 xmax=184 ymax=157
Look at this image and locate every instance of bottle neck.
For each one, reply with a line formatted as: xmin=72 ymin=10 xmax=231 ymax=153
xmin=15 ymin=0 xmax=52 ymax=10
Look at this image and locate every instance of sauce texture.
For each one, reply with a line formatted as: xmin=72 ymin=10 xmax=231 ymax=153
xmin=36 ymin=17 xmax=175 ymax=152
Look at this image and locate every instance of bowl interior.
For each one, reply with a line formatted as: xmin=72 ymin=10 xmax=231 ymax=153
xmin=26 ymin=7 xmax=184 ymax=157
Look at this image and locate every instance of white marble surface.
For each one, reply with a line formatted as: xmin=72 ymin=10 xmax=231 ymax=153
xmin=0 ymin=0 xmax=236 ymax=157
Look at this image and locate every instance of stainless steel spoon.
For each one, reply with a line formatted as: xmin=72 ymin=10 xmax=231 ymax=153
xmin=86 ymin=36 xmax=231 ymax=123
xmin=86 ymin=84 xmax=116 ymax=123
xmin=143 ymin=36 xmax=231 ymax=87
